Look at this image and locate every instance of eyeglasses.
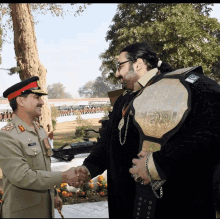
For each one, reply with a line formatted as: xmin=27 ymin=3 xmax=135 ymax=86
xmin=116 ymin=60 xmax=129 ymax=70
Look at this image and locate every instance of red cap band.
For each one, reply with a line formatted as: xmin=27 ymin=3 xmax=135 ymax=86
xmin=8 ymin=82 xmax=38 ymax=101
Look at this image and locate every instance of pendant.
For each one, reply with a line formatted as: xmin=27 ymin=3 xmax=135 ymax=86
xmin=118 ymin=117 xmax=124 ymax=130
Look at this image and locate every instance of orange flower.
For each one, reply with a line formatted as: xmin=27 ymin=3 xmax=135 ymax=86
xmin=0 ymin=200 xmax=2 ymax=203
xmin=98 ymin=175 xmax=104 ymax=182
xmin=62 ymin=191 xmax=68 ymax=197
xmin=68 ymin=192 xmax=73 ymax=197
xmin=57 ymin=189 xmax=61 ymax=193
xmin=89 ymin=179 xmax=93 ymax=183
xmin=81 ymin=191 xmax=85 ymax=196
xmin=0 ymin=191 xmax=3 ymax=195
xmin=89 ymin=184 xmax=94 ymax=189
xmin=61 ymin=183 xmax=67 ymax=188
xmin=100 ymin=191 xmax=105 ymax=196
xmin=105 ymin=183 xmax=107 ymax=188
xmin=97 ymin=182 xmax=102 ymax=187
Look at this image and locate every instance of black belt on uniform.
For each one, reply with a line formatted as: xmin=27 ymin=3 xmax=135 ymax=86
xmin=133 ymin=183 xmax=157 ymax=219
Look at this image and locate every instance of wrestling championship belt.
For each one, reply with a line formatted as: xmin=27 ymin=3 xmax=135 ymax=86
xmin=131 ymin=66 xmax=203 ymax=196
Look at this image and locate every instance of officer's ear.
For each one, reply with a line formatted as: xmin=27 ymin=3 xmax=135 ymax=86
xmin=16 ymin=96 xmax=26 ymax=107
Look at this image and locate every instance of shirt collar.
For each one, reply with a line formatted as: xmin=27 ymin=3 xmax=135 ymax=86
xmin=133 ymin=68 xmax=159 ymax=91
xmin=12 ymin=114 xmax=36 ymax=133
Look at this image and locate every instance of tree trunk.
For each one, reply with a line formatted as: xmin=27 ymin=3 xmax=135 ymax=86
xmin=9 ymin=3 xmax=53 ymax=136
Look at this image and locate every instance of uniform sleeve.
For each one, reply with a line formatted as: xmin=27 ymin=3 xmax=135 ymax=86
xmin=0 ymin=132 xmax=62 ymax=190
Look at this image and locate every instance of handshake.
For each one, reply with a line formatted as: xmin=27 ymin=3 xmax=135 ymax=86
xmin=61 ymin=166 xmax=91 ymax=188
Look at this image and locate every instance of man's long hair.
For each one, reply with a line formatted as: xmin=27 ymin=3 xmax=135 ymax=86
xmin=120 ymin=42 xmax=174 ymax=73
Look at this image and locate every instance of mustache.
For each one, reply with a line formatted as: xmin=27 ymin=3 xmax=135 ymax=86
xmin=118 ymin=76 xmax=123 ymax=80
xmin=37 ymin=105 xmax=43 ymax=108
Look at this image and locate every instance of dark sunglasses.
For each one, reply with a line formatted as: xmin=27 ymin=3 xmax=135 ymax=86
xmin=116 ymin=60 xmax=130 ymax=70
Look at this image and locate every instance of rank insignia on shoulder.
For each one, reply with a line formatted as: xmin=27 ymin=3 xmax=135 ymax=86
xmin=1 ymin=123 xmax=15 ymax=131
xmin=185 ymin=74 xmax=200 ymax=84
xmin=18 ymin=125 xmax=25 ymax=132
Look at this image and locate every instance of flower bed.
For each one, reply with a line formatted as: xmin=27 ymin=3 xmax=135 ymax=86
xmin=57 ymin=175 xmax=108 ymax=205
xmin=0 ymin=175 xmax=108 ymax=205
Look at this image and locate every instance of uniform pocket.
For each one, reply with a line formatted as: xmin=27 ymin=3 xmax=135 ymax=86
xmin=24 ymin=146 xmax=44 ymax=170
xmin=25 ymin=146 xmax=42 ymax=156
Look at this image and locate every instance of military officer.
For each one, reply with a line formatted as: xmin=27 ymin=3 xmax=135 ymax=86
xmin=0 ymin=76 xmax=89 ymax=218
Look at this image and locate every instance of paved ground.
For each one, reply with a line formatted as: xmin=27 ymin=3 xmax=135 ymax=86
xmin=54 ymin=201 xmax=109 ymax=218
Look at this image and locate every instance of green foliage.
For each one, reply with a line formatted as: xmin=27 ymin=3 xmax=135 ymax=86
xmin=51 ymin=106 xmax=60 ymax=120
xmin=74 ymin=110 xmax=92 ymax=139
xmin=47 ymin=83 xmax=73 ymax=99
xmin=80 ymin=180 xmax=94 ymax=196
xmin=78 ymin=75 xmax=121 ymax=98
xmin=102 ymin=104 xmax=112 ymax=120
xmin=51 ymin=106 xmax=59 ymax=130
xmin=52 ymin=119 xmax=57 ymax=131
xmin=99 ymin=3 xmax=220 ymax=82
xmin=146 ymin=4 xmax=220 ymax=75
xmin=96 ymin=175 xmax=107 ymax=195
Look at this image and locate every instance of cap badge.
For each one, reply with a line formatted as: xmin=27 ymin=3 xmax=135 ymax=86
xmin=18 ymin=125 xmax=25 ymax=132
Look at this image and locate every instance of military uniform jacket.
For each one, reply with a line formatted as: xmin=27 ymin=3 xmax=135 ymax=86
xmin=83 ymin=67 xmax=220 ymax=219
xmin=0 ymin=115 xmax=62 ymax=218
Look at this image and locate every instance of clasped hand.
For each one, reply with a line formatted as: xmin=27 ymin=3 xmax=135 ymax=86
xmin=63 ymin=166 xmax=90 ymax=188
xmin=129 ymin=150 xmax=150 ymax=185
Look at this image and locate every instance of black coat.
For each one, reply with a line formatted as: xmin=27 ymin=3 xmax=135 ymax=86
xmin=83 ymin=69 xmax=220 ymax=219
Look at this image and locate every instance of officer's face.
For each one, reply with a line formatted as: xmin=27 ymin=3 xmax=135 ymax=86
xmin=116 ymin=52 xmax=140 ymax=91
xmin=21 ymin=93 xmax=44 ymax=117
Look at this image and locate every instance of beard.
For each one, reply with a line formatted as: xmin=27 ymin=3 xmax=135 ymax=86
xmin=121 ymin=68 xmax=138 ymax=91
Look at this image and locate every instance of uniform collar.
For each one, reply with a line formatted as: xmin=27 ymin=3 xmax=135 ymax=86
xmin=133 ymin=68 xmax=159 ymax=91
xmin=12 ymin=114 xmax=36 ymax=134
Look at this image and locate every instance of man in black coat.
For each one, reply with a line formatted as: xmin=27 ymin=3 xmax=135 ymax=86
xmin=76 ymin=42 xmax=220 ymax=218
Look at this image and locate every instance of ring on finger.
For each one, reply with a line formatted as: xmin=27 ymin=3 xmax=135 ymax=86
xmin=134 ymin=175 xmax=142 ymax=182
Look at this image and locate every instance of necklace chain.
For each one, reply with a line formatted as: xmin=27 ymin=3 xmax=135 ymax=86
xmin=118 ymin=73 xmax=159 ymax=146
xmin=119 ymin=114 xmax=130 ymax=145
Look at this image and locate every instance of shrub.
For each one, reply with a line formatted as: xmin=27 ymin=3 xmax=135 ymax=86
xmin=97 ymin=175 xmax=108 ymax=196
xmin=51 ymin=106 xmax=59 ymax=131
xmin=79 ymin=179 xmax=95 ymax=196
xmin=74 ymin=110 xmax=92 ymax=139
xmin=57 ymin=183 xmax=73 ymax=199
xmin=52 ymin=119 xmax=57 ymax=131
xmin=102 ymin=105 xmax=112 ymax=120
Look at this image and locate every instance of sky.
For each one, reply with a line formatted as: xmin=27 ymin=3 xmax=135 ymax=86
xmin=0 ymin=3 xmax=220 ymax=98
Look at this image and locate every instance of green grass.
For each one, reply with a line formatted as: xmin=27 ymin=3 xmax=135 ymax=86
xmin=53 ymin=131 xmax=99 ymax=149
